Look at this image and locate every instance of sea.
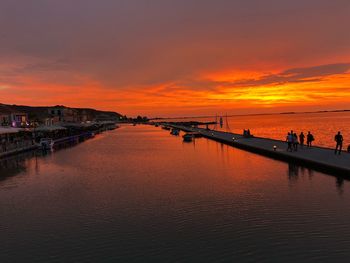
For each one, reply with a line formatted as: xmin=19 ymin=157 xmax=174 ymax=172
xmin=0 ymin=112 xmax=350 ymax=262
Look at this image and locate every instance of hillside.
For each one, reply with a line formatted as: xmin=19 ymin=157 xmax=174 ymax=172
xmin=0 ymin=103 xmax=122 ymax=121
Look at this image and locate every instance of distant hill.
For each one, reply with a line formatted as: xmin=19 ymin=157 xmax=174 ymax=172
xmin=0 ymin=103 xmax=122 ymax=121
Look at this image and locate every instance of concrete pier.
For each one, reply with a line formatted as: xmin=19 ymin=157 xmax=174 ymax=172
xmin=171 ymin=125 xmax=350 ymax=176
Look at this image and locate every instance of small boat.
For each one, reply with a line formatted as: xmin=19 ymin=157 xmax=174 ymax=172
xmin=183 ymin=133 xmax=193 ymax=142
xmin=39 ymin=138 xmax=54 ymax=151
xmin=155 ymin=124 xmax=159 ymax=127
xmin=170 ymin=129 xmax=180 ymax=136
xmin=162 ymin=126 xmax=171 ymax=130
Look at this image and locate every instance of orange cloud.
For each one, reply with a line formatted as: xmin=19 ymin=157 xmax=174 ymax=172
xmin=1 ymin=63 xmax=350 ymax=117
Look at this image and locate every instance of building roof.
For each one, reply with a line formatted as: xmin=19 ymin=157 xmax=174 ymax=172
xmin=34 ymin=125 xmax=67 ymax=131
xmin=0 ymin=104 xmax=15 ymax=114
xmin=0 ymin=104 xmax=26 ymax=115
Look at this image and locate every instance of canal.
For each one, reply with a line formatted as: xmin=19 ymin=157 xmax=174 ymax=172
xmin=0 ymin=125 xmax=349 ymax=262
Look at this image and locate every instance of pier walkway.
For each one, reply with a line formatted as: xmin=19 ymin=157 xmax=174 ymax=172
xmin=171 ymin=125 xmax=350 ymax=176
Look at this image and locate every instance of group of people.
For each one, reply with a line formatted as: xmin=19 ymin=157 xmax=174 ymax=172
xmin=243 ymin=129 xmax=252 ymax=138
xmin=286 ymin=130 xmax=348 ymax=155
xmin=286 ymin=130 xmax=314 ymax=152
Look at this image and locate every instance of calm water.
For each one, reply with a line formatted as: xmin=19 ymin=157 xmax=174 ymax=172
xmin=1 ymin=125 xmax=350 ymax=262
xmin=161 ymin=111 xmax=350 ymax=148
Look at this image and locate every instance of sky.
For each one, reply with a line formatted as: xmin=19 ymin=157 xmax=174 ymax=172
xmin=0 ymin=0 xmax=349 ymax=117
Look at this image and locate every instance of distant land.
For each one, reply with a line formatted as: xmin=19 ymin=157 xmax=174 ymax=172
xmin=0 ymin=103 xmax=122 ymax=120
xmin=151 ymin=109 xmax=350 ymax=120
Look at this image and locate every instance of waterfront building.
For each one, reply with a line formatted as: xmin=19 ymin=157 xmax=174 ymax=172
xmin=0 ymin=113 xmax=10 ymax=126
xmin=95 ymin=113 xmax=117 ymax=122
xmin=10 ymin=112 xmax=29 ymax=127
xmin=0 ymin=104 xmax=29 ymax=127
xmin=48 ymin=106 xmax=79 ymax=123
xmin=44 ymin=116 xmax=61 ymax=126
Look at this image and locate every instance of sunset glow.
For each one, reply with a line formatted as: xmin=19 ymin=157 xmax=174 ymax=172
xmin=0 ymin=0 xmax=349 ymax=117
xmin=2 ymin=2 xmax=350 ymax=261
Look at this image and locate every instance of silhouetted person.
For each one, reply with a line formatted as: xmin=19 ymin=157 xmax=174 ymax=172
xmin=307 ymin=131 xmax=314 ymax=147
xmin=286 ymin=132 xmax=293 ymax=152
xmin=243 ymin=129 xmax=251 ymax=138
xmin=299 ymin=132 xmax=305 ymax=148
xmin=293 ymin=133 xmax=298 ymax=151
xmin=334 ymin=131 xmax=343 ymax=155
xmin=348 ymin=145 xmax=350 ymax=153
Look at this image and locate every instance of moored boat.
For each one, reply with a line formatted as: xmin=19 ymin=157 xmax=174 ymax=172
xmin=170 ymin=128 xmax=180 ymax=136
xmin=182 ymin=133 xmax=193 ymax=142
xmin=39 ymin=138 xmax=54 ymax=151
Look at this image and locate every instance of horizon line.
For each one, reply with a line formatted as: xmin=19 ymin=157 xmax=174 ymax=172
xmin=150 ymin=109 xmax=350 ymax=120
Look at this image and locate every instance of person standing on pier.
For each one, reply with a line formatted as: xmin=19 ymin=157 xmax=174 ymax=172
xmin=299 ymin=132 xmax=305 ymax=148
xmin=286 ymin=132 xmax=293 ymax=152
xmin=293 ymin=133 xmax=298 ymax=151
xmin=307 ymin=131 xmax=314 ymax=147
xmin=334 ymin=131 xmax=343 ymax=155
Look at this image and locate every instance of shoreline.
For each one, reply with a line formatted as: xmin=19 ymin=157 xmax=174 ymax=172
xmin=0 ymin=122 xmax=118 ymax=159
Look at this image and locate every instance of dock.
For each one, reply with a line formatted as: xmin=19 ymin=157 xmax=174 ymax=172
xmin=171 ymin=125 xmax=350 ymax=176
xmin=0 ymin=144 xmax=38 ymax=159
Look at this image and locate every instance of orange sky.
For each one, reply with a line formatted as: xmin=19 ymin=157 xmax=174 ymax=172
xmin=0 ymin=0 xmax=350 ymax=117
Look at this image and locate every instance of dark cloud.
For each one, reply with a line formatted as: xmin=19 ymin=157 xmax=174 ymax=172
xmin=281 ymin=63 xmax=350 ymax=78
xmin=0 ymin=0 xmax=349 ymax=88
xmin=16 ymin=59 xmax=70 ymax=74
xmin=171 ymin=63 xmax=350 ymax=92
xmin=227 ymin=63 xmax=350 ymax=87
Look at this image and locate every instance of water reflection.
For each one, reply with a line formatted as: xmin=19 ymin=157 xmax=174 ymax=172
xmin=0 ymin=149 xmax=64 ymax=184
xmin=287 ymin=161 xmax=348 ymax=195
xmin=336 ymin=177 xmax=345 ymax=195
xmin=0 ymin=134 xmax=96 ymax=183
xmin=0 ymin=152 xmax=34 ymax=181
xmin=288 ymin=162 xmax=300 ymax=179
xmin=1 ymin=125 xmax=350 ymax=262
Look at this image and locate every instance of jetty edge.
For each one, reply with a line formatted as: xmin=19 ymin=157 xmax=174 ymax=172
xmin=169 ymin=124 xmax=350 ymax=177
